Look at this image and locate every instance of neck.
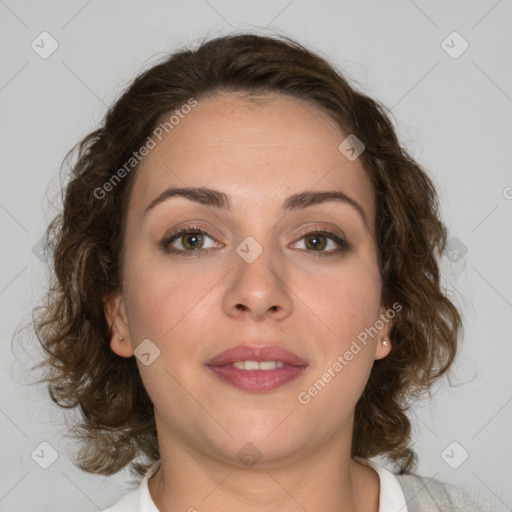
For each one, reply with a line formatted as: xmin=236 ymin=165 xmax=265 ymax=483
xmin=147 ymin=422 xmax=379 ymax=512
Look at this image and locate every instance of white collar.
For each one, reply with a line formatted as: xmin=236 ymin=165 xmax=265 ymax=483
xmin=133 ymin=457 xmax=408 ymax=512
xmin=354 ymin=456 xmax=409 ymax=512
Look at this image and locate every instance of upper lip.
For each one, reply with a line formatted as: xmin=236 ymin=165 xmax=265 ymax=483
xmin=206 ymin=344 xmax=308 ymax=367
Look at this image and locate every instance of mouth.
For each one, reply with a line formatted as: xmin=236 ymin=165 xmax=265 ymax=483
xmin=206 ymin=344 xmax=308 ymax=393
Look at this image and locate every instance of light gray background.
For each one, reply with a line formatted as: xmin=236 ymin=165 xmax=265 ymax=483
xmin=1 ymin=0 xmax=511 ymax=510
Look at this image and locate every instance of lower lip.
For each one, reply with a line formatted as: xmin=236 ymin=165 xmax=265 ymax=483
xmin=206 ymin=364 xmax=306 ymax=393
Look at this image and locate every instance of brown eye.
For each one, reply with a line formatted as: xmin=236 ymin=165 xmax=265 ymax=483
xmin=180 ymin=232 xmax=205 ymax=250
xmin=304 ymin=233 xmax=328 ymax=251
xmin=292 ymin=228 xmax=350 ymax=257
xmin=160 ymin=226 xmax=220 ymax=255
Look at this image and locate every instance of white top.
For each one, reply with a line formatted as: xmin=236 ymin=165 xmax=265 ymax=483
xmin=103 ymin=457 xmax=409 ymax=512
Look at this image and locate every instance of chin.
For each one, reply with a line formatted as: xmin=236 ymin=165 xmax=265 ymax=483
xmin=209 ymin=415 xmax=305 ymax=462
xmin=217 ymin=436 xmax=304 ymax=469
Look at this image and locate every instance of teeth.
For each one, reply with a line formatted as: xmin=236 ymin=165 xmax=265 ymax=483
xmin=231 ymin=360 xmax=285 ymax=370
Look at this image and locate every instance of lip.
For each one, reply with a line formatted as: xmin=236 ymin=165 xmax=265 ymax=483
xmin=206 ymin=344 xmax=308 ymax=393
xmin=206 ymin=344 xmax=308 ymax=367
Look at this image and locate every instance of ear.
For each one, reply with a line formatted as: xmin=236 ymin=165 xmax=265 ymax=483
xmin=103 ymin=291 xmax=134 ymax=358
xmin=373 ymin=304 xmax=394 ymax=361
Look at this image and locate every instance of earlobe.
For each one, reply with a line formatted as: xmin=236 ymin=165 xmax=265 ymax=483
xmin=374 ymin=304 xmax=394 ymax=360
xmin=103 ymin=292 xmax=134 ymax=358
xmin=111 ymin=335 xmax=134 ymax=358
xmin=374 ymin=336 xmax=392 ymax=360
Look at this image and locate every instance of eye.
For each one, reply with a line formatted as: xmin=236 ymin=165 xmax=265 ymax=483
xmin=160 ymin=226 xmax=350 ymax=257
xmin=291 ymin=228 xmax=350 ymax=257
xmin=160 ymin=226 xmax=220 ymax=255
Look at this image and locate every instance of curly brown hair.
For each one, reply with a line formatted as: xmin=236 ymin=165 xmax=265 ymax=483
xmin=30 ymin=32 xmax=462 ymax=479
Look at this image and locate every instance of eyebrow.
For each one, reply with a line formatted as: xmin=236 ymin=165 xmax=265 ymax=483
xmin=144 ymin=186 xmax=368 ymax=227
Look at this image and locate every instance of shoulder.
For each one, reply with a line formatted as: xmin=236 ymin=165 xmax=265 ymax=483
xmin=101 ymin=487 xmax=139 ymax=512
xmin=99 ymin=462 xmax=160 ymax=512
xmin=395 ymin=472 xmax=489 ymax=512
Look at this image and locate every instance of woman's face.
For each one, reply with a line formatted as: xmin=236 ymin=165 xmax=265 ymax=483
xmin=106 ymin=92 xmax=392 ymax=466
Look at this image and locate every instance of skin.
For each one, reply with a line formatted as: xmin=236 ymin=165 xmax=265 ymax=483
xmin=105 ymin=92 xmax=393 ymax=512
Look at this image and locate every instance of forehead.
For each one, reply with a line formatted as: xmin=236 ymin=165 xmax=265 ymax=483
xmin=127 ymin=93 xmax=375 ymax=228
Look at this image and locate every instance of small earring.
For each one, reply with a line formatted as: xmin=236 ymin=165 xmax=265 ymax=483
xmin=381 ymin=338 xmax=389 ymax=346
xmin=119 ymin=336 xmax=124 ymax=341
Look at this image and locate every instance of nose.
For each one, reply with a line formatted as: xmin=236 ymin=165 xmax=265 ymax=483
xmin=222 ymin=239 xmax=294 ymax=323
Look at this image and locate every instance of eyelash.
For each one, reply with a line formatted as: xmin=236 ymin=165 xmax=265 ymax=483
xmin=160 ymin=225 xmax=350 ymax=258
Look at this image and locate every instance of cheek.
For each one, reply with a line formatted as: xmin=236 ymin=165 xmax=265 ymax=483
xmin=122 ymin=246 xmax=220 ymax=343
xmin=120 ymin=255 xmax=210 ymax=404
xmin=295 ymin=264 xmax=381 ymax=419
xmin=296 ymin=256 xmax=382 ymax=344
xmin=121 ymin=248 xmax=177 ymax=341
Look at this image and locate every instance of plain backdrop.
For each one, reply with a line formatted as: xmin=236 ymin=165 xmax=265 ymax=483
xmin=1 ymin=0 xmax=511 ymax=510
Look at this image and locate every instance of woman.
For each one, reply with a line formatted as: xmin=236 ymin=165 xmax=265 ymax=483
xmin=33 ymin=33 xmax=486 ymax=511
